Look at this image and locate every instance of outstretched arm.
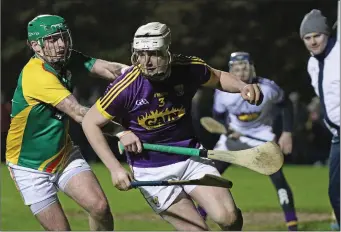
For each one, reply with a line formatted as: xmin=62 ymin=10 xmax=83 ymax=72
xmin=203 ymin=68 xmax=263 ymax=105
xmin=203 ymin=68 xmax=246 ymax=92
xmin=90 ymin=59 xmax=130 ymax=81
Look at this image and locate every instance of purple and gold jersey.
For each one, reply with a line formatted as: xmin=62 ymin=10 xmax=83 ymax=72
xmin=96 ymin=55 xmax=212 ymax=167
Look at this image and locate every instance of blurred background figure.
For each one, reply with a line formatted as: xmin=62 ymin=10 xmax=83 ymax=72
xmin=195 ymin=51 xmax=298 ymax=231
xmin=305 ymin=97 xmax=331 ymax=166
xmin=300 ymin=8 xmax=340 ymax=227
xmin=283 ymin=92 xmax=310 ymax=164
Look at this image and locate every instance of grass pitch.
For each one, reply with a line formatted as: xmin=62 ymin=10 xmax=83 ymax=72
xmin=1 ymin=163 xmax=334 ymax=230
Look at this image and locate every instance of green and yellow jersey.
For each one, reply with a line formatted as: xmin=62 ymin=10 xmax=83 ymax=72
xmin=6 ymin=50 xmax=96 ymax=173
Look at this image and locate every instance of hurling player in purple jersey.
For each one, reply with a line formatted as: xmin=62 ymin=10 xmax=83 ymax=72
xmin=82 ymin=22 xmax=262 ymax=231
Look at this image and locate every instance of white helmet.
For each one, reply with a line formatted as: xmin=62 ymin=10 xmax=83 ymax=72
xmin=131 ymin=22 xmax=172 ymax=81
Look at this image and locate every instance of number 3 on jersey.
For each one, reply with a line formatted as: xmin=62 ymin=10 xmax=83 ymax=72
xmin=158 ymin=97 xmax=165 ymax=107
xmin=154 ymin=93 xmax=167 ymax=107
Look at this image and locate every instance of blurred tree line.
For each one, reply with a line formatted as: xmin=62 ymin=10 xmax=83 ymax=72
xmin=1 ymin=0 xmax=337 ymax=163
xmin=2 ymin=0 xmax=337 ymax=100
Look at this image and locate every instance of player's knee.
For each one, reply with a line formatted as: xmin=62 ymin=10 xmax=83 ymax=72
xmin=221 ymin=208 xmax=243 ymax=231
xmin=213 ymin=207 xmax=243 ymax=231
xmin=89 ymin=197 xmax=111 ymax=219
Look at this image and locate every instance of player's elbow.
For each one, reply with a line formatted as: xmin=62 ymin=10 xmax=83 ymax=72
xmin=202 ymin=69 xmax=222 ymax=89
xmin=81 ymin=111 xmax=91 ymax=126
xmin=81 ymin=113 xmax=94 ymax=136
xmin=75 ymin=115 xmax=84 ymax=124
xmin=81 ymin=110 xmax=102 ymax=134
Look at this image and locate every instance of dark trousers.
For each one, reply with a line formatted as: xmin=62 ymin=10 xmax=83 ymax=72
xmin=329 ymin=136 xmax=340 ymax=225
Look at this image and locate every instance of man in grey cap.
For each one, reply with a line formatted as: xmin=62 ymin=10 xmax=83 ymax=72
xmin=300 ymin=9 xmax=340 ymax=226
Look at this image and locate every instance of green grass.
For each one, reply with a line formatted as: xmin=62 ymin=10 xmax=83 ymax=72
xmin=1 ymin=163 xmax=335 ymax=231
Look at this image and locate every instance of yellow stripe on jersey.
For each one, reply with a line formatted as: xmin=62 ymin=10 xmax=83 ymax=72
xmin=37 ymin=142 xmax=70 ymax=172
xmin=174 ymin=56 xmax=205 ymax=62
xmin=6 ymin=105 xmax=34 ymax=164
xmin=99 ymin=68 xmax=140 ymax=110
xmin=173 ymin=59 xmax=206 ymax=65
xmin=201 ymin=71 xmax=216 ymax=87
xmin=173 ymin=61 xmax=207 ymax=65
xmin=103 ymin=72 xmax=139 ymax=109
xmin=173 ymin=56 xmax=206 ymax=65
xmin=100 ymin=66 xmax=139 ymax=108
xmin=50 ymin=133 xmax=72 ymax=173
xmin=96 ymin=100 xmax=114 ymax=120
xmin=50 ymin=142 xmax=71 ymax=173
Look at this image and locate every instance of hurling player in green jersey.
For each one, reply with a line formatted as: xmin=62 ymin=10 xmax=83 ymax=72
xmin=6 ymin=14 xmax=128 ymax=230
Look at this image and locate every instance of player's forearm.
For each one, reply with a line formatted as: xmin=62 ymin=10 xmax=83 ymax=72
xmin=55 ymin=95 xmax=89 ymax=123
xmin=107 ymin=62 xmax=129 ymax=79
xmin=203 ymin=68 xmax=246 ymax=92
xmin=91 ymin=59 xmax=129 ymax=81
xmin=72 ymin=105 xmax=89 ymax=123
xmin=102 ymin=121 xmax=126 ymax=136
xmin=82 ymin=119 xmax=122 ymax=170
xmin=219 ymin=71 xmax=247 ymax=93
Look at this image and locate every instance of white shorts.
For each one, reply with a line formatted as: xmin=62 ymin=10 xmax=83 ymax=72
xmin=7 ymin=146 xmax=91 ymax=206
xmin=131 ymin=156 xmax=220 ymax=214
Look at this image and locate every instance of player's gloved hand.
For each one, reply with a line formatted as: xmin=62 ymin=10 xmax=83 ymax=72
xmin=240 ymin=84 xmax=263 ymax=106
xmin=278 ymin=132 xmax=293 ymax=155
xmin=110 ymin=166 xmax=133 ymax=191
xmin=117 ymin=130 xmax=143 ymax=153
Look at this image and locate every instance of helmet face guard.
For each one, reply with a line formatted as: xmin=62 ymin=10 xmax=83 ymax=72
xmin=131 ymin=22 xmax=172 ymax=81
xmin=39 ymin=30 xmax=73 ymax=65
xmin=131 ymin=49 xmax=171 ymax=81
xmin=229 ymin=52 xmax=256 ymax=83
xmin=27 ymin=14 xmax=73 ymax=66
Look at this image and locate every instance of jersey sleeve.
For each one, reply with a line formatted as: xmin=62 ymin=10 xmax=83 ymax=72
xmin=69 ymin=50 xmax=97 ymax=72
xmin=24 ymin=68 xmax=71 ymax=106
xmin=95 ymin=84 xmax=125 ymax=121
xmin=95 ymin=67 xmax=138 ymax=120
xmin=188 ymin=56 xmax=213 ymax=85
